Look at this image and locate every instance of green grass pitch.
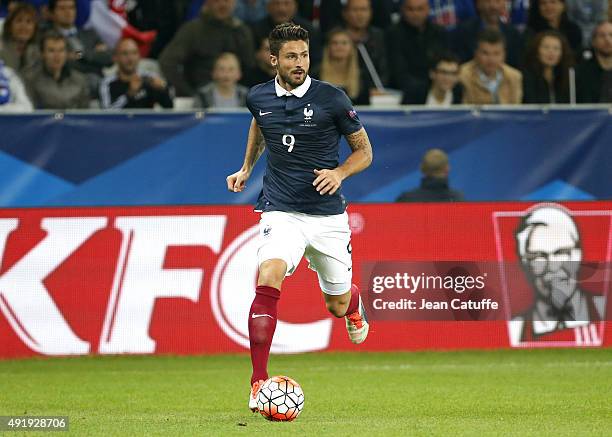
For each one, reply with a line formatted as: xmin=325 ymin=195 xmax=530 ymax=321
xmin=1 ymin=349 xmax=611 ymax=436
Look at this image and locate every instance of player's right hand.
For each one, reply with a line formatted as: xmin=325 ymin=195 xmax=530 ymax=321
xmin=226 ymin=169 xmax=250 ymax=193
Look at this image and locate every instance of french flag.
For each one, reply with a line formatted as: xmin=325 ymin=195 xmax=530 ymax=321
xmin=85 ymin=0 xmax=156 ymax=55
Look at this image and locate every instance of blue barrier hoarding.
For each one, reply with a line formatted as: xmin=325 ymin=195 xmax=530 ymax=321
xmin=0 ymin=109 xmax=609 ymax=206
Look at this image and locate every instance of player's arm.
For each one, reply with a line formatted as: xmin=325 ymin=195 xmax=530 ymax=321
xmin=313 ymin=127 xmax=373 ymax=195
xmin=226 ymin=118 xmax=266 ymax=192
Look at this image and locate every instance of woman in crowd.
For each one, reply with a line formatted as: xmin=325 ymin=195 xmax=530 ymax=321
xmin=522 ymin=30 xmax=574 ymax=103
xmin=194 ymin=52 xmax=248 ymax=109
xmin=0 ymin=2 xmax=39 ymax=78
xmin=526 ymin=0 xmax=582 ymax=56
xmin=312 ymin=28 xmax=369 ymax=105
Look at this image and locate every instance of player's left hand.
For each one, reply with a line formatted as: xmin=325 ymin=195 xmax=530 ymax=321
xmin=313 ymin=169 xmax=344 ymax=195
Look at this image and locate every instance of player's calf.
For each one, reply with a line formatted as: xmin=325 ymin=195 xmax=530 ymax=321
xmin=248 ymin=285 xmax=280 ymax=395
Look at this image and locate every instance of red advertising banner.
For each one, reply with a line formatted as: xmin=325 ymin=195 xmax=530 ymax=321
xmin=0 ymin=202 xmax=610 ymax=359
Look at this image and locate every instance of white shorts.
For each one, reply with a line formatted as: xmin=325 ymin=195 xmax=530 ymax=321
xmin=257 ymin=211 xmax=352 ymax=295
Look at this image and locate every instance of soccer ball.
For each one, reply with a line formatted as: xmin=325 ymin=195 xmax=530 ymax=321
xmin=257 ymin=375 xmax=304 ymax=421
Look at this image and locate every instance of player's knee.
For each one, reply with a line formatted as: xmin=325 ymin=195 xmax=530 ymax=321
xmin=258 ymin=259 xmax=287 ymax=289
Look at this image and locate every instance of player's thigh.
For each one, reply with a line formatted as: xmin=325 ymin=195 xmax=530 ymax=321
xmin=257 ymin=211 xmax=307 ymax=277
xmin=305 ymin=213 xmax=352 ymax=295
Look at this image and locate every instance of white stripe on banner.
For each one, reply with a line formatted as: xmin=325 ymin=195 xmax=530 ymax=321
xmin=590 ymin=324 xmax=600 ymax=345
xmin=575 ymin=327 xmax=583 ymax=345
xmin=582 ymin=325 xmax=591 ymax=346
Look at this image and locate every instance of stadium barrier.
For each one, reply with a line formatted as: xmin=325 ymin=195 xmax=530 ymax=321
xmin=0 ymin=201 xmax=609 ymax=359
xmin=0 ymin=107 xmax=610 ymax=207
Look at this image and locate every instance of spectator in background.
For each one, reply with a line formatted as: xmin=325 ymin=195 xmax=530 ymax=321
xmin=194 ymin=52 xmax=248 ymax=109
xmin=0 ymin=2 xmax=39 ymax=78
xmin=244 ymin=36 xmax=275 ymax=88
xmin=396 ymin=148 xmax=464 ymax=202
xmin=46 ymin=0 xmax=112 ymax=94
xmin=525 ymin=0 xmax=582 ymax=56
xmin=566 ymin=0 xmax=608 ymax=46
xmin=342 ymin=0 xmax=388 ymax=88
xmin=0 ymin=59 xmax=32 ymax=110
xmin=159 ymin=0 xmax=255 ymax=97
xmin=99 ymin=37 xmax=173 ymax=109
xmin=428 ymin=0 xmax=477 ymax=31
xmin=0 ymin=0 xmax=21 ymax=26
xmin=459 ymin=28 xmax=523 ymax=104
xmin=234 ymin=0 xmax=267 ymax=24
xmin=454 ymin=0 xmax=523 ymax=68
xmin=318 ymin=0 xmax=397 ymax=34
xmin=386 ymin=0 xmax=448 ymax=98
xmin=312 ymin=28 xmax=369 ymax=105
xmin=403 ymin=52 xmax=463 ymax=105
xmin=296 ymin=0 xmax=319 ymax=25
xmin=509 ymin=0 xmax=530 ymax=31
xmin=576 ymin=21 xmax=612 ymax=102
xmin=26 ymin=30 xmax=89 ymax=109
xmin=166 ymin=0 xmax=267 ymax=29
xmin=522 ymin=30 xmax=574 ymax=103
xmin=250 ymin=0 xmax=321 ymax=63
xmin=126 ymin=0 xmax=192 ymax=59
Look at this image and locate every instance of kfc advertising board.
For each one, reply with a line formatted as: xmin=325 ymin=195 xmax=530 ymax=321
xmin=0 ymin=202 xmax=610 ymax=359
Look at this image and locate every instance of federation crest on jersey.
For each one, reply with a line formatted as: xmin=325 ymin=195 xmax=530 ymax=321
xmin=300 ymin=104 xmax=316 ymax=127
xmin=303 ymin=104 xmax=314 ymax=120
xmin=493 ymin=203 xmax=610 ymax=348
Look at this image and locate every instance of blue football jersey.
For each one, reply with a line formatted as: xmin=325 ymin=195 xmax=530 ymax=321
xmin=246 ymin=76 xmax=363 ymax=215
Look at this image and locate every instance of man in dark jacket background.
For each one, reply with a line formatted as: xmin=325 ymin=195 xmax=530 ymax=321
xmin=396 ymin=148 xmax=464 ymax=202
xmin=453 ymin=0 xmax=523 ymax=68
xmin=386 ymin=0 xmax=448 ymax=100
xmin=249 ymin=0 xmax=321 ymax=64
xmin=576 ymin=21 xmax=612 ymax=103
xmin=159 ymin=0 xmax=255 ymax=97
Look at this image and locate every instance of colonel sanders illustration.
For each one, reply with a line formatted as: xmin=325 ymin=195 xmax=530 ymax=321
xmin=508 ymin=205 xmax=606 ymax=345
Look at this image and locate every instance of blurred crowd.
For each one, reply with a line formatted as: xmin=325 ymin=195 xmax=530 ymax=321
xmin=0 ymin=0 xmax=610 ymax=111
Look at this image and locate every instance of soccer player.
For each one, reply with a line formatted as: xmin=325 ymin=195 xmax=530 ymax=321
xmin=225 ymin=23 xmax=374 ymax=412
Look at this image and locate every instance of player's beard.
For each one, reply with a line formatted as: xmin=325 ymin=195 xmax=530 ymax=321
xmin=278 ymin=67 xmax=307 ymax=89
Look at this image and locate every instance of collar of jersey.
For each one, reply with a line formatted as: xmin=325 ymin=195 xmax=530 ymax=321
xmin=274 ymin=75 xmax=311 ymax=98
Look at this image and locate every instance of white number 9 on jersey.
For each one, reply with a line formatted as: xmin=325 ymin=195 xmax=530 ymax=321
xmin=282 ymin=134 xmax=296 ymax=152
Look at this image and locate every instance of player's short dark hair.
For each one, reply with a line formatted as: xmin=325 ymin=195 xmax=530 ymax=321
xmin=476 ymin=28 xmax=506 ymax=48
xmin=269 ymin=23 xmax=309 ymax=57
